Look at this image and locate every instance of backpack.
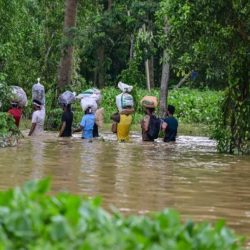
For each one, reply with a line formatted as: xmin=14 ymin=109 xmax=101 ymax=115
xmin=147 ymin=115 xmax=161 ymax=140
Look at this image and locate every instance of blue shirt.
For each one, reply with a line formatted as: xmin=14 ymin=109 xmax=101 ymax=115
xmin=80 ymin=114 xmax=95 ymax=139
xmin=163 ymin=116 xmax=178 ymax=142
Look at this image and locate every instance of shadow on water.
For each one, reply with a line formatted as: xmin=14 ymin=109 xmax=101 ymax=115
xmin=0 ymin=130 xmax=250 ymax=243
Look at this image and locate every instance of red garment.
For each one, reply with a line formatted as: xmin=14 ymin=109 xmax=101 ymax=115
xmin=8 ymin=108 xmax=22 ymax=127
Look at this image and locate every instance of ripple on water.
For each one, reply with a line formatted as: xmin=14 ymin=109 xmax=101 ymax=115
xmin=0 ymin=131 xmax=250 ymax=243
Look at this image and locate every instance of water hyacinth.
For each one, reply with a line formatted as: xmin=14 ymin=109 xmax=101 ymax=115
xmin=0 ymin=178 xmax=245 ymax=249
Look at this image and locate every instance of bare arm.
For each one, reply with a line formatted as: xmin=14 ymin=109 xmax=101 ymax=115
xmin=161 ymin=121 xmax=167 ymax=131
xmin=58 ymin=121 xmax=66 ymax=137
xmin=28 ymin=123 xmax=36 ymax=136
xmin=141 ymin=115 xmax=150 ymax=132
xmin=73 ymin=126 xmax=83 ymax=133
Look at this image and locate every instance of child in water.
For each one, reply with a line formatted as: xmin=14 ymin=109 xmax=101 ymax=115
xmin=74 ymin=107 xmax=95 ymax=139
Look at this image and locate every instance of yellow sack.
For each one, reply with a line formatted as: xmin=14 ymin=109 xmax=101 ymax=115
xmin=95 ymin=108 xmax=104 ymax=128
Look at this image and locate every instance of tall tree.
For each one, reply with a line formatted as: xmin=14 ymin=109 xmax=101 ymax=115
xmin=158 ymin=20 xmax=170 ymax=117
xmin=159 ymin=50 xmax=170 ymax=117
xmin=159 ymin=0 xmax=250 ymax=153
xmin=57 ymin=0 xmax=78 ymax=88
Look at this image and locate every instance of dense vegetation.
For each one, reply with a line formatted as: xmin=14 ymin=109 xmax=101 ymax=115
xmin=0 ymin=0 xmax=249 ymax=153
xmin=0 ymin=178 xmax=245 ymax=249
xmin=0 ymin=82 xmax=21 ymax=147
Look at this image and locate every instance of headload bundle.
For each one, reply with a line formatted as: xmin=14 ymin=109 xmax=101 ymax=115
xmin=115 ymin=82 xmax=134 ymax=112
xmin=76 ymin=88 xmax=101 ymax=103
xmin=32 ymin=78 xmax=45 ymax=105
xmin=11 ymin=86 xmax=28 ymax=107
xmin=140 ymin=96 xmax=158 ymax=108
xmin=76 ymin=88 xmax=101 ymax=112
xmin=58 ymin=91 xmax=76 ymax=106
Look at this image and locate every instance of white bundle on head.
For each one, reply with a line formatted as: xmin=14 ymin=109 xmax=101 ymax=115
xmin=118 ymin=81 xmax=133 ymax=93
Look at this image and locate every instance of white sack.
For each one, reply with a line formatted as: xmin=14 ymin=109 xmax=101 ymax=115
xmin=11 ymin=86 xmax=28 ymax=107
xmin=80 ymin=97 xmax=97 ymax=113
xmin=58 ymin=91 xmax=76 ymax=105
xmin=32 ymin=79 xmax=45 ymax=105
xmin=76 ymin=88 xmax=101 ymax=104
xmin=118 ymin=81 xmax=133 ymax=93
xmin=116 ymin=93 xmax=134 ymax=112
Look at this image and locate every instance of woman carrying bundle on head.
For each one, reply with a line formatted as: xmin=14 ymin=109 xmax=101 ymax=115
xmin=58 ymin=91 xmax=76 ymax=137
xmin=111 ymin=82 xmax=134 ymax=142
xmin=28 ymin=99 xmax=45 ymax=136
xmin=111 ymin=106 xmax=133 ymax=143
xmin=58 ymin=103 xmax=73 ymax=137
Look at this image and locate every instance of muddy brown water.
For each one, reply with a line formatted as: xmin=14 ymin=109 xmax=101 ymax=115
xmin=0 ymin=131 xmax=250 ymax=244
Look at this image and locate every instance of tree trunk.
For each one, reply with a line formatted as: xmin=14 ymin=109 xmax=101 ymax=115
xmin=57 ymin=0 xmax=78 ymax=88
xmin=108 ymin=0 xmax=112 ymax=10
xmin=159 ymin=50 xmax=170 ymax=117
xmin=145 ymin=59 xmax=151 ymax=91
xmin=97 ymin=46 xmax=105 ymax=88
xmin=175 ymin=71 xmax=191 ymax=88
xmin=149 ymin=56 xmax=154 ymax=88
xmin=129 ymin=34 xmax=134 ymax=61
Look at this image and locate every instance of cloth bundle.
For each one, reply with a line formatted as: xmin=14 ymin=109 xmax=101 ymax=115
xmin=140 ymin=96 xmax=158 ymax=108
xmin=58 ymin=91 xmax=76 ymax=105
xmin=11 ymin=86 xmax=28 ymax=107
xmin=32 ymin=79 xmax=45 ymax=105
xmin=115 ymin=82 xmax=134 ymax=112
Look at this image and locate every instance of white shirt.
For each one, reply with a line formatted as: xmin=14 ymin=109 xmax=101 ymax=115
xmin=31 ymin=109 xmax=45 ymax=136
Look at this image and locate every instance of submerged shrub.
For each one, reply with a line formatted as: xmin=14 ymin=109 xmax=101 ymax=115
xmin=0 ymin=178 xmax=245 ymax=249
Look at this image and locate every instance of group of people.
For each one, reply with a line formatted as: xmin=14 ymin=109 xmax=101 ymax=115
xmin=111 ymin=104 xmax=178 ymax=143
xmin=8 ymin=97 xmax=178 ymax=143
xmin=58 ymin=104 xmax=97 ymax=139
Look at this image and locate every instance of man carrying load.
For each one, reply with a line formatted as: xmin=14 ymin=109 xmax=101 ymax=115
xmin=140 ymin=96 xmax=161 ymax=142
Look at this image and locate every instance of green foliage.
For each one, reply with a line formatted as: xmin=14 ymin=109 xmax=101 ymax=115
xmin=0 ymin=75 xmax=12 ymax=111
xmin=0 ymin=112 xmax=21 ymax=148
xmin=0 ymin=77 xmax=21 ymax=146
xmin=0 ymin=178 xmax=244 ymax=249
xmin=158 ymin=0 xmax=250 ymax=153
xmin=168 ymin=88 xmax=223 ymax=124
xmin=0 ymin=112 xmax=19 ymax=137
xmin=211 ymin=88 xmax=250 ymax=154
xmin=119 ymin=60 xmax=146 ymax=87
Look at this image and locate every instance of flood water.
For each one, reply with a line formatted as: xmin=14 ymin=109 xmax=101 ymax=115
xmin=0 ymin=131 xmax=250 ymax=243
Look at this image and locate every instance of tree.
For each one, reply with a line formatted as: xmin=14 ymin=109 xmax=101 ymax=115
xmin=57 ymin=0 xmax=78 ymax=88
xmin=159 ymin=0 xmax=250 ymax=153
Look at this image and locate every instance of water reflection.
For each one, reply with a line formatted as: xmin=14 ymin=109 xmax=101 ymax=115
xmin=0 ymin=132 xmax=250 ymax=243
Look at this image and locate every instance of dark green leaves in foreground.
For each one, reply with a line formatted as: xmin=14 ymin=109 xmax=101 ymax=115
xmin=0 ymin=179 xmax=245 ymax=249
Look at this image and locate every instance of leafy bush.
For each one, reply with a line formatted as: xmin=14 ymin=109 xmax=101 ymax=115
xmin=0 ymin=178 xmax=245 ymax=249
xmin=168 ymin=88 xmax=223 ymax=124
xmin=211 ymin=90 xmax=250 ymax=154
xmin=0 ymin=112 xmax=21 ymax=147
xmin=0 ymin=75 xmax=12 ymax=112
